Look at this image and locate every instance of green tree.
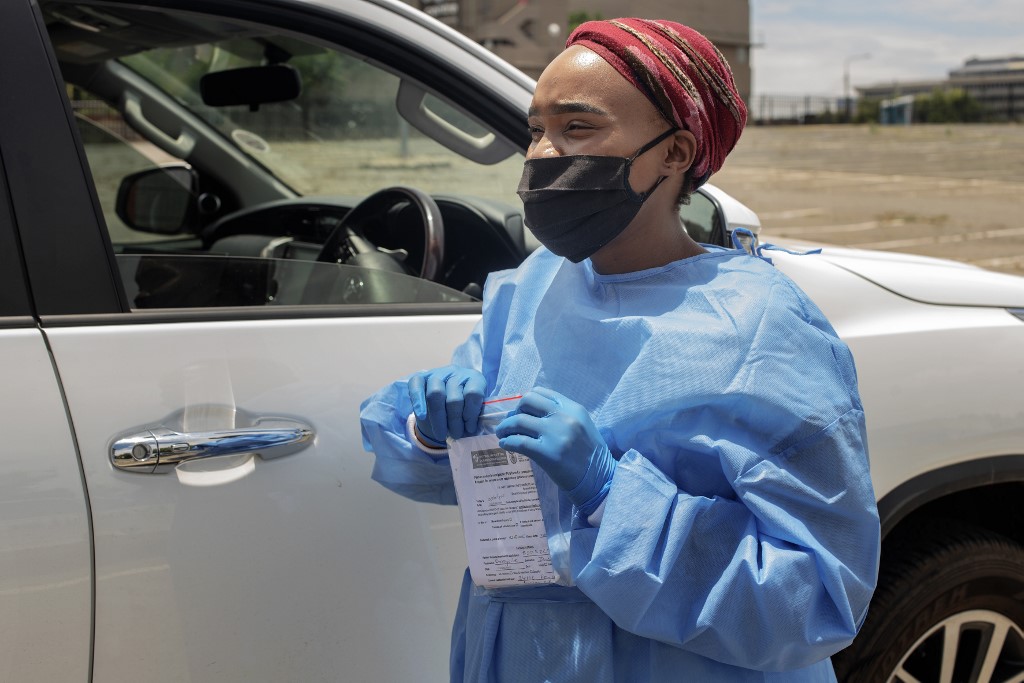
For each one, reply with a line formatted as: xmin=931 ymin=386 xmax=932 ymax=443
xmin=288 ymin=50 xmax=403 ymax=138
xmin=948 ymin=89 xmax=983 ymax=122
xmin=855 ymin=97 xmax=882 ymax=123
xmin=913 ymin=88 xmax=983 ymax=123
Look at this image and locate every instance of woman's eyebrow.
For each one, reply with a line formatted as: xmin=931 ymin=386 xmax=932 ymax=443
xmin=528 ymin=101 xmax=610 ymax=117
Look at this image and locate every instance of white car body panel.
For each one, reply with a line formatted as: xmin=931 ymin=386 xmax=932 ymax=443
xmin=821 ymin=249 xmax=1024 ymax=308
xmin=770 ymin=251 xmax=1024 ymax=500
xmin=702 ymin=182 xmax=762 ymax=236
xmin=0 ymin=329 xmax=91 ymax=682
xmin=772 ymin=235 xmax=1024 ymax=306
xmin=47 ymin=316 xmax=477 ymax=682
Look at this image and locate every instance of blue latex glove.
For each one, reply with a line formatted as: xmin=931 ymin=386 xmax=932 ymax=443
xmin=407 ymin=365 xmax=487 ymax=445
xmin=495 ymin=387 xmax=615 ymax=515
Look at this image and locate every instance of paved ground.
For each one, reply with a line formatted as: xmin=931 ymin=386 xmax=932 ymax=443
xmin=710 ymin=124 xmax=1024 ymax=274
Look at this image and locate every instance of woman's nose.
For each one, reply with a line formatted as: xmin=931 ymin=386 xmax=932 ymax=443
xmin=526 ymin=135 xmax=561 ymax=160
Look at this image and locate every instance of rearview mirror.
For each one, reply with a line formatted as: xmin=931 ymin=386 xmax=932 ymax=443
xmin=200 ymin=64 xmax=302 ymax=110
xmin=116 ymin=165 xmax=198 ymax=235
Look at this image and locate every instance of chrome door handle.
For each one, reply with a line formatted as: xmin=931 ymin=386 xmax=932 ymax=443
xmin=111 ymin=409 xmax=314 ymax=473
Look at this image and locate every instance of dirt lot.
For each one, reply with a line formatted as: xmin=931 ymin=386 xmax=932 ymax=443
xmin=710 ymin=124 xmax=1024 ymax=274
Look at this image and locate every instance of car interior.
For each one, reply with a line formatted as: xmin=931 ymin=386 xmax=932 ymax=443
xmin=42 ymin=1 xmax=727 ymax=310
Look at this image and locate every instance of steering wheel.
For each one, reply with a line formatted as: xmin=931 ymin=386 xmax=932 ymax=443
xmin=315 ymin=186 xmax=444 ymax=281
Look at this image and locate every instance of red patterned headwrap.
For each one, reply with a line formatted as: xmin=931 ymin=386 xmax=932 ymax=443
xmin=566 ymin=18 xmax=747 ymax=189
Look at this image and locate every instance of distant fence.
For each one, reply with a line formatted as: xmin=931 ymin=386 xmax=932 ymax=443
xmin=750 ymin=94 xmax=853 ymax=125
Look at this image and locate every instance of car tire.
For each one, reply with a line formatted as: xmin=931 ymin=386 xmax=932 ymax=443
xmin=833 ymin=522 xmax=1024 ymax=683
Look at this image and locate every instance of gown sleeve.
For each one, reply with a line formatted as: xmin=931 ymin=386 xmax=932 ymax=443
xmin=358 ymin=269 xmax=516 ymax=505
xmin=570 ymin=277 xmax=881 ymax=672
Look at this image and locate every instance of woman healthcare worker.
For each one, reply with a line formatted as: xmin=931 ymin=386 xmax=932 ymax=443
xmin=360 ymin=18 xmax=880 ymax=682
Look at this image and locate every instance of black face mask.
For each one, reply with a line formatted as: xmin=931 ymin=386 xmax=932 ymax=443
xmin=516 ymin=128 xmax=678 ymax=263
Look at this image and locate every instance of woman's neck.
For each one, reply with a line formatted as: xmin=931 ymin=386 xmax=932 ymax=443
xmin=590 ymin=215 xmax=706 ymax=275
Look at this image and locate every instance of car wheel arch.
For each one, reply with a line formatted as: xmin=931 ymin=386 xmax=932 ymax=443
xmin=879 ymin=454 xmax=1024 ymax=544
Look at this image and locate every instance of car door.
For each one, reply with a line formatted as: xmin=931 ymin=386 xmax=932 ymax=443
xmin=13 ymin=0 xmax=531 ymax=680
xmin=0 ymin=5 xmax=93 ymax=680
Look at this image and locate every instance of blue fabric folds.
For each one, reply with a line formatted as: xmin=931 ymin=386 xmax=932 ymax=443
xmin=360 ymin=246 xmax=880 ymax=681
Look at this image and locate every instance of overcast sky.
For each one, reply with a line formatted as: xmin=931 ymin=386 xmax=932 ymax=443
xmin=750 ymin=0 xmax=1024 ymax=97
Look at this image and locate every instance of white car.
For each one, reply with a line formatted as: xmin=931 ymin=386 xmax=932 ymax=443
xmin=3 ymin=1 xmax=1023 ymax=681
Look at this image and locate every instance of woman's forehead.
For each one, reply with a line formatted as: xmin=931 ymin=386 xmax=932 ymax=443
xmin=531 ymin=46 xmax=653 ymax=120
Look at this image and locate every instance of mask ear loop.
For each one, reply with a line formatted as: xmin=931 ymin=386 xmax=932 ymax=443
xmin=628 ymin=127 xmax=681 ymax=162
xmin=624 ymin=127 xmax=681 ymax=202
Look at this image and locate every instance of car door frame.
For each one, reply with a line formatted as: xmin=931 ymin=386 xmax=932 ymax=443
xmin=0 ymin=0 xmax=128 ymax=318
xmin=0 ymin=4 xmax=97 ymax=679
xmin=0 ymin=133 xmax=36 ymax=324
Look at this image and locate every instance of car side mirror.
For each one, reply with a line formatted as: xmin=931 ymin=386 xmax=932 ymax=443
xmin=116 ymin=165 xmax=199 ymax=235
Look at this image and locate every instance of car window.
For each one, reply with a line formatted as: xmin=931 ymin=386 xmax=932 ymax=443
xmin=46 ymin=5 xmax=526 ymax=311
xmin=71 ymin=91 xmax=184 ymax=244
xmin=679 ymin=191 xmax=721 ymax=244
xmin=119 ymin=41 xmax=525 ymax=205
xmin=117 ymin=254 xmax=474 ymax=307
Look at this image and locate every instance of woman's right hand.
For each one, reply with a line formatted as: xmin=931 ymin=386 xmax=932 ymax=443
xmin=407 ymin=365 xmax=487 ymax=445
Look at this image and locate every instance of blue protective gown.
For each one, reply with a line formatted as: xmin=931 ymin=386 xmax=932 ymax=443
xmin=360 ymin=246 xmax=880 ymax=682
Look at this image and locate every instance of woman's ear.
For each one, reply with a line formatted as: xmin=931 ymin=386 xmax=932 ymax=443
xmin=662 ymin=130 xmax=696 ymax=175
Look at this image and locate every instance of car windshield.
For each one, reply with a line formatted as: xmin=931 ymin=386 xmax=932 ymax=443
xmin=119 ymin=39 xmax=525 ymax=205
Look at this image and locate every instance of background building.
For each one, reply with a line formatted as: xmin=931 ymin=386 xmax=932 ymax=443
xmin=858 ymin=55 xmax=1024 ymax=122
xmin=949 ymin=56 xmax=1024 ymax=121
xmin=413 ymin=0 xmax=752 ymax=103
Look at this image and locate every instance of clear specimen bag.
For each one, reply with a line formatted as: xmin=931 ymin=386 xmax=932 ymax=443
xmin=447 ymin=396 xmax=573 ymax=589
